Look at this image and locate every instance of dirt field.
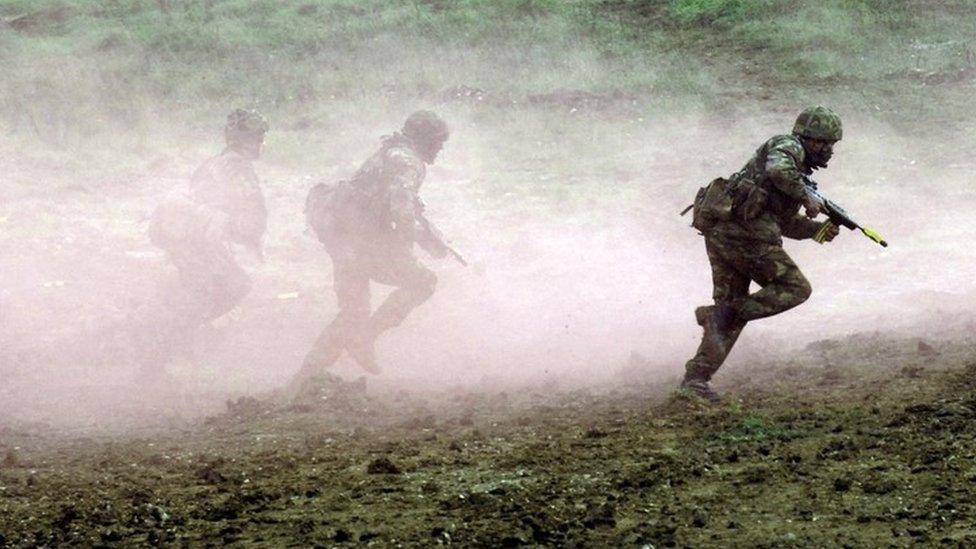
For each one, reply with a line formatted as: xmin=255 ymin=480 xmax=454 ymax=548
xmin=3 ymin=331 xmax=976 ymax=547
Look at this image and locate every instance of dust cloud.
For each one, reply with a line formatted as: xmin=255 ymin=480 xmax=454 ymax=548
xmin=1 ymin=30 xmax=975 ymax=432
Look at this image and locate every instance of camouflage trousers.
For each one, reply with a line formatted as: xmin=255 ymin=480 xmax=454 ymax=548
xmin=685 ymin=233 xmax=812 ymax=380
xmin=300 ymin=240 xmax=437 ymax=375
xmin=132 ymin=240 xmax=251 ymax=376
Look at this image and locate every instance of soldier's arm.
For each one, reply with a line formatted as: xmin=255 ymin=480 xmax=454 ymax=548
xmin=387 ymin=150 xmax=427 ymax=241
xmin=781 ymin=214 xmax=823 ymax=240
xmin=388 ymin=184 xmax=425 ymax=243
xmin=228 ymin=162 xmax=268 ymax=253
xmin=414 ymin=208 xmax=449 ymax=258
xmin=764 ymin=138 xmax=809 ymax=201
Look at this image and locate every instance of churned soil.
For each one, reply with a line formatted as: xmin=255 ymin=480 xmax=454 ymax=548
xmin=2 ymin=333 xmax=976 ymax=546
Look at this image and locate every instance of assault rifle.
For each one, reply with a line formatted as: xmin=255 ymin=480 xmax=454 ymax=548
xmin=803 ymin=176 xmax=888 ymax=248
xmin=418 ymin=213 xmax=468 ymax=266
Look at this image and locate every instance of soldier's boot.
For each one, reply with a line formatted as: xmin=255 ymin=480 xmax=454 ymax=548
xmin=679 ymin=304 xmax=736 ymax=403
xmin=347 ymin=331 xmax=380 ymax=375
xmin=694 ymin=304 xmax=735 ymax=356
xmin=289 ymin=326 xmax=347 ymax=390
xmin=679 ymin=375 xmax=721 ymax=403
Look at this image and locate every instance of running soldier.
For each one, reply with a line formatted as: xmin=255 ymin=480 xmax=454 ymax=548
xmin=293 ymin=110 xmax=461 ymax=385
xmin=681 ymin=106 xmax=843 ymax=401
xmin=136 ymin=108 xmax=269 ymax=381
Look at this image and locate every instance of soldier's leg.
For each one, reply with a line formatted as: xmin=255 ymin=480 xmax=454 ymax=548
xmin=731 ymin=246 xmax=812 ymax=323
xmin=133 ymin=247 xmax=211 ymax=381
xmin=295 ymin=253 xmax=371 ymax=382
xmin=204 ymin=250 xmax=252 ymax=323
xmin=684 ymin=239 xmax=750 ymax=383
xmin=367 ymin=253 xmax=437 ymax=338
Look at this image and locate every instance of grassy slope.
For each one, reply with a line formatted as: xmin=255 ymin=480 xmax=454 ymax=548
xmin=1 ymin=0 xmax=972 ymax=222
xmin=1 ymin=0 xmax=973 ymax=146
xmin=2 ymin=333 xmax=976 ymax=546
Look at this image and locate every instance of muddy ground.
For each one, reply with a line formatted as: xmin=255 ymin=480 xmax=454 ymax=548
xmin=3 ymin=331 xmax=976 ymax=547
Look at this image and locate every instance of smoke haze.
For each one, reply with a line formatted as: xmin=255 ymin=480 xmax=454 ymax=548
xmin=1 ymin=3 xmax=975 ymax=431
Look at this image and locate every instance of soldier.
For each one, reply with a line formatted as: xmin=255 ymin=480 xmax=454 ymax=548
xmin=137 ymin=108 xmax=269 ymax=381
xmin=292 ymin=110 xmax=460 ymax=386
xmin=680 ymin=106 xmax=843 ymax=401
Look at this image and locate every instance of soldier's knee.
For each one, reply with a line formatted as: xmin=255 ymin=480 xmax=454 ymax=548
xmin=229 ymin=273 xmax=253 ymax=304
xmin=335 ymin=306 xmax=369 ymax=327
xmin=415 ymin=270 xmax=437 ymax=300
xmin=789 ymin=275 xmax=812 ymax=307
xmin=402 ymin=267 xmax=437 ymax=300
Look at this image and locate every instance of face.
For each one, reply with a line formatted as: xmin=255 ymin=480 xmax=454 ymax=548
xmin=233 ymin=133 xmax=265 ymax=160
xmin=417 ymin=137 xmax=446 ymax=164
xmin=803 ymin=138 xmax=836 ymax=168
xmin=238 ymin=134 xmax=264 ymax=159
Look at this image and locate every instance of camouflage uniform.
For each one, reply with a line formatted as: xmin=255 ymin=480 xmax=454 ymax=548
xmin=137 ymin=109 xmax=268 ymax=378
xmin=298 ymin=111 xmax=450 ymax=379
xmin=684 ymin=107 xmax=842 ymax=393
xmin=170 ymin=149 xmax=266 ymax=317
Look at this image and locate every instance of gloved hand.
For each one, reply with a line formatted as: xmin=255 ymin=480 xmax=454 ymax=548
xmin=820 ymin=222 xmax=840 ymax=242
xmin=813 ymin=221 xmax=840 ymax=243
xmin=803 ymin=196 xmax=822 ymax=219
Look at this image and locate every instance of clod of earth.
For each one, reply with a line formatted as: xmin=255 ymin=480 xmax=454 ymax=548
xmin=366 ymin=456 xmax=401 ymax=475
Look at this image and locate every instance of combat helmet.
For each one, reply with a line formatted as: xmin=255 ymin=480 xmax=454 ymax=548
xmin=402 ymin=110 xmax=449 ymax=145
xmin=225 ymin=108 xmax=269 ymax=146
xmin=792 ymin=106 xmax=842 ymax=141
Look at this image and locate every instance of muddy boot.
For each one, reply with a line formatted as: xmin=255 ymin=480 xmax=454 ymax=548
xmin=347 ymin=332 xmax=381 ymax=375
xmin=290 ymin=328 xmax=346 ymax=392
xmin=286 ymin=358 xmax=325 ymax=395
xmin=695 ymin=304 xmax=735 ymax=355
xmin=679 ymin=375 xmax=721 ymax=403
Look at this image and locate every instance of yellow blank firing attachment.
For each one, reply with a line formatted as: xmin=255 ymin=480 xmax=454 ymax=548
xmin=814 ymin=222 xmax=889 ymax=247
xmin=860 ymin=227 xmax=888 ymax=248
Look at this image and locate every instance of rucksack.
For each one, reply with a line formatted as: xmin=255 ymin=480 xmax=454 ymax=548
xmin=147 ymin=189 xmax=207 ymax=248
xmin=682 ymin=177 xmax=735 ymax=232
xmin=681 ymin=177 xmax=768 ymax=232
xmin=304 ymin=181 xmax=341 ymax=244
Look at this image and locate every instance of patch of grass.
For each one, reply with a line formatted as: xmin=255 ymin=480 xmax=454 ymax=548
xmin=669 ymin=0 xmax=774 ymax=26
xmin=670 ymin=0 xmax=975 ymax=82
xmin=717 ymin=414 xmax=800 ymax=442
xmin=0 ymin=0 xmax=973 ymax=191
xmin=0 ymin=0 xmax=704 ymax=158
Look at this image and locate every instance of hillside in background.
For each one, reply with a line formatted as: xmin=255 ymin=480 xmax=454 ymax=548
xmin=1 ymin=0 xmax=974 ymax=182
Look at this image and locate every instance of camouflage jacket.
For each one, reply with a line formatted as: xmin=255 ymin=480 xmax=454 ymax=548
xmin=711 ymin=134 xmax=823 ymax=244
xmin=188 ymin=149 xmax=268 ymax=251
xmin=338 ymin=136 xmax=428 ymax=245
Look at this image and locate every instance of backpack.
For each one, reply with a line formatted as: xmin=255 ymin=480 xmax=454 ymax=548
xmin=305 ymin=181 xmax=343 ymax=244
xmin=147 ymin=190 xmax=206 ymax=248
xmin=682 ymin=177 xmax=735 ymax=232
xmin=681 ymin=177 xmax=768 ymax=232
